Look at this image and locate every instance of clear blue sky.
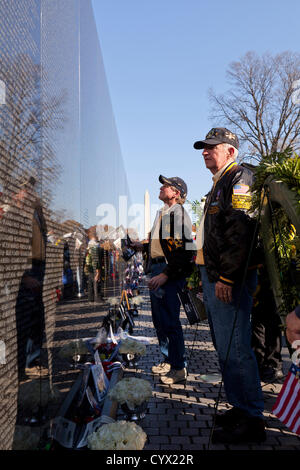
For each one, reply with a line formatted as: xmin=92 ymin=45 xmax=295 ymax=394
xmin=91 ymin=0 xmax=300 ymax=216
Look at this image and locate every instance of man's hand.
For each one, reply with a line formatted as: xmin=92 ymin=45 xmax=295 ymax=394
xmin=215 ymin=281 xmax=233 ymax=304
xmin=148 ymin=273 xmax=168 ymax=291
xmin=286 ymin=309 xmax=300 ymax=346
xmin=94 ymin=270 xmax=100 ymax=282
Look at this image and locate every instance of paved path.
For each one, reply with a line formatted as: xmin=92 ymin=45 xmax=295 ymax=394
xmin=52 ymin=289 xmax=300 ymax=451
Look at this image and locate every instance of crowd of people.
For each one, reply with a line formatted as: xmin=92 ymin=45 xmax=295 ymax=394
xmin=131 ymin=127 xmax=299 ymax=445
xmin=83 ymin=226 xmax=122 ymax=303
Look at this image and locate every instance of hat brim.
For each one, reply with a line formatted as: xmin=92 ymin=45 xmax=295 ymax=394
xmin=193 ymin=138 xmax=222 ymax=149
xmin=159 ymin=175 xmax=173 ymax=186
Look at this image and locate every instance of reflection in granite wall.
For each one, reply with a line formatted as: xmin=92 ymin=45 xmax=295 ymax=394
xmin=0 ymin=0 xmax=130 ymax=449
xmin=79 ymin=0 xmax=131 ymax=224
xmin=0 ymin=0 xmax=42 ymax=450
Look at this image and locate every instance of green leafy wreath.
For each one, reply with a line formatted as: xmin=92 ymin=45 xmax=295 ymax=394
xmin=250 ymin=148 xmax=300 ymax=315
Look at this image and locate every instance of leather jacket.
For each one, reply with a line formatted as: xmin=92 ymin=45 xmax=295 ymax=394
xmin=203 ymin=162 xmax=257 ymax=285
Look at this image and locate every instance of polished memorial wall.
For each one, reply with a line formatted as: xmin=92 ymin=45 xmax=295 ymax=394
xmin=0 ymin=0 xmax=131 ymax=449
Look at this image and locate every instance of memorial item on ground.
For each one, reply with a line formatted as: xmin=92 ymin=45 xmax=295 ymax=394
xmin=58 ymin=338 xmax=89 ymax=360
xmin=108 ymin=377 xmax=152 ymax=410
xmin=87 ymin=420 xmax=147 ymax=450
xmin=119 ymin=337 xmax=146 ymax=356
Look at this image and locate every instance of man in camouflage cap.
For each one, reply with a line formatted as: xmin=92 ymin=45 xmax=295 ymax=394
xmin=194 ymin=128 xmax=265 ymax=444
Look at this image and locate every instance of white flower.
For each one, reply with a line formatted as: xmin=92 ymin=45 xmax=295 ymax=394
xmin=131 ymin=296 xmax=144 ymax=306
xmin=119 ymin=338 xmax=146 ymax=356
xmin=18 ymin=380 xmax=61 ymax=412
xmin=58 ymin=339 xmax=89 ymax=359
xmin=12 ymin=426 xmax=40 ymax=450
xmin=87 ymin=421 xmax=147 ymax=450
xmin=107 ymin=296 xmax=121 ymax=306
xmin=108 ymin=377 xmax=152 ymax=409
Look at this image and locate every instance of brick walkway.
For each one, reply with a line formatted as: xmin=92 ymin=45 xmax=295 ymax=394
xmin=52 ymin=288 xmax=300 ymax=451
xmin=117 ymin=289 xmax=300 ymax=451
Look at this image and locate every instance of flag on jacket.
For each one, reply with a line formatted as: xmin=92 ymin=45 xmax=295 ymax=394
xmin=272 ymin=363 xmax=300 ymax=435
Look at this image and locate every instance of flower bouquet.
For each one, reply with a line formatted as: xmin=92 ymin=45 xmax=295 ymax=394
xmin=19 ymin=379 xmax=61 ymax=424
xmin=119 ymin=337 xmax=146 ymax=356
xmin=12 ymin=426 xmax=41 ymax=450
xmin=107 ymin=296 xmax=121 ymax=307
xmin=58 ymin=338 xmax=90 ymax=364
xmin=129 ymin=295 xmax=145 ymax=316
xmin=108 ymin=377 xmax=152 ymax=420
xmin=87 ymin=420 xmax=147 ymax=450
xmin=131 ymin=295 xmax=144 ymax=306
xmin=119 ymin=337 xmax=146 ymax=367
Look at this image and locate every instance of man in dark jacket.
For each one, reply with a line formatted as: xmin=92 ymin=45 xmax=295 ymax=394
xmin=133 ymin=175 xmax=195 ymax=384
xmin=194 ymin=128 xmax=265 ymax=444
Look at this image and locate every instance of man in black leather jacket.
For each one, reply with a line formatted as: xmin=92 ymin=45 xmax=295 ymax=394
xmin=194 ymin=128 xmax=265 ymax=444
xmin=201 ymin=160 xmax=256 ymax=286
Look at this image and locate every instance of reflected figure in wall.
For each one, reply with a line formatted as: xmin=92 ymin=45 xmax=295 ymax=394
xmin=84 ymin=229 xmax=103 ymax=303
xmin=62 ymin=242 xmax=74 ymax=300
xmin=15 ymin=186 xmax=48 ymax=379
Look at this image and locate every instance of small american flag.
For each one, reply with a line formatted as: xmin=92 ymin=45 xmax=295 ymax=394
xmin=272 ymin=363 xmax=300 ymax=435
xmin=232 ymin=184 xmax=250 ymax=195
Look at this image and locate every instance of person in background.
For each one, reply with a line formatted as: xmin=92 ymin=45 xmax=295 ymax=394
xmin=286 ymin=305 xmax=300 ymax=346
xmin=85 ymin=231 xmax=103 ymax=303
xmin=251 ymin=262 xmax=283 ymax=382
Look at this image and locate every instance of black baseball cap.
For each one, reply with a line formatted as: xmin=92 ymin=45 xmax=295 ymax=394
xmin=193 ymin=127 xmax=239 ymax=150
xmin=159 ymin=175 xmax=187 ymax=198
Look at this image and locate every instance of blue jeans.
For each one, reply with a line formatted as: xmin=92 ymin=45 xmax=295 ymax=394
xmin=150 ymin=262 xmax=186 ymax=370
xmin=200 ymin=266 xmax=264 ymax=418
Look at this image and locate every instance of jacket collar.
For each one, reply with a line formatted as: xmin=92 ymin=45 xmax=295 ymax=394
xmin=212 ymin=159 xmax=237 ymax=184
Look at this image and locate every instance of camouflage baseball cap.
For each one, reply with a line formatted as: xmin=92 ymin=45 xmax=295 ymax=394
xmin=193 ymin=128 xmax=239 ymax=150
xmin=159 ymin=175 xmax=187 ymax=198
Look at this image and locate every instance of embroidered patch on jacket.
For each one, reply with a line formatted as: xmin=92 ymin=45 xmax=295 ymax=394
xmin=208 ymin=205 xmax=219 ymax=215
xmin=166 ymin=237 xmax=183 ymax=251
xmin=232 ymin=184 xmax=251 ymax=209
xmin=233 ymin=184 xmax=250 ymax=195
xmin=174 ymin=239 xmax=183 ymax=249
xmin=208 ymin=200 xmax=219 ymax=214
xmin=232 ymin=194 xmax=251 ymax=209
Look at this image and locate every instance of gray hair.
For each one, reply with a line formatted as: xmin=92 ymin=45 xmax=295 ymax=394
xmin=170 ymin=186 xmax=186 ymax=205
xmin=177 ymin=195 xmax=186 ymax=205
xmin=223 ymin=143 xmax=239 ymax=160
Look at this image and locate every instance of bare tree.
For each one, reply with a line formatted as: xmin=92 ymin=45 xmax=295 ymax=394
xmin=209 ymin=51 xmax=300 ymax=159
